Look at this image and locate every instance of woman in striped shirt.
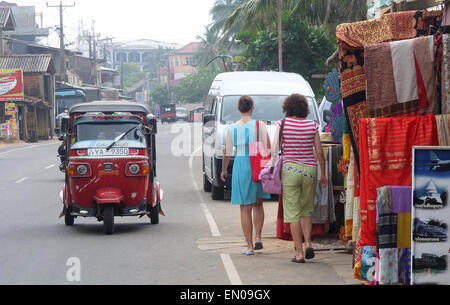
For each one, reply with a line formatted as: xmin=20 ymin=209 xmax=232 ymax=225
xmin=271 ymin=94 xmax=327 ymax=263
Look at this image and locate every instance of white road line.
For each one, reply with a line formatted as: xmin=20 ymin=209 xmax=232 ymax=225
xmin=200 ymin=202 xmax=221 ymax=237
xmin=189 ymin=148 xmax=243 ymax=286
xmin=45 ymin=164 xmax=55 ymax=170
xmin=188 ymin=146 xmax=203 ymax=169
xmin=220 ymin=254 xmax=243 ymax=285
xmin=14 ymin=177 xmax=29 ymax=184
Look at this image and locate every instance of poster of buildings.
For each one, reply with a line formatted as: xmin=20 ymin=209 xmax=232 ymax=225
xmin=412 ymin=147 xmax=450 ymax=285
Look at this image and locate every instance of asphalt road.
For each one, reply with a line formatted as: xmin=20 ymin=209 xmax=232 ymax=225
xmin=0 ymin=122 xmax=357 ymax=285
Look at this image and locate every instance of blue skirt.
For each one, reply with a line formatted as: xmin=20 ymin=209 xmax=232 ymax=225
xmin=231 ymin=155 xmax=270 ymax=205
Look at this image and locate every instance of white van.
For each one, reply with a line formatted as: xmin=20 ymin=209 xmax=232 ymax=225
xmin=202 ymin=71 xmax=321 ymax=200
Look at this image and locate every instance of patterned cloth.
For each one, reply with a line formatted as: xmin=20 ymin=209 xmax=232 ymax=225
xmin=345 ymin=150 xmax=355 ymax=239
xmin=358 ymin=115 xmax=438 ymax=246
xmin=379 ymin=248 xmax=399 ymax=284
xmin=435 ymin=114 xmax=450 ymax=146
xmin=398 ymin=248 xmax=411 ymax=284
xmin=442 ymin=34 xmax=450 ymax=114
xmin=376 ymin=186 xmax=394 ymax=224
xmin=377 ymin=213 xmax=398 ymax=249
xmin=365 ymin=36 xmax=435 ymax=111
xmin=361 ymin=246 xmax=377 ymax=282
xmin=337 ymin=11 xmax=432 ymax=166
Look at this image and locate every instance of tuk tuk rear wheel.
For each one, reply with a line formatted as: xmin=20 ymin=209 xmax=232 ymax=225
xmin=64 ymin=206 xmax=74 ymax=226
xmin=103 ymin=205 xmax=115 ymax=235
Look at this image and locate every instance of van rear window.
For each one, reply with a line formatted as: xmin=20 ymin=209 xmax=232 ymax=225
xmin=221 ymin=95 xmax=318 ymax=124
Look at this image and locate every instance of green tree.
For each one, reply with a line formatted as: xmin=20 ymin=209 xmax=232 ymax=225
xmin=210 ymin=0 xmax=245 ymax=50
xmin=225 ymin=0 xmax=367 ymax=36
xmin=149 ymin=85 xmax=170 ymax=105
xmin=122 ymin=62 xmax=145 ymax=89
xmin=237 ymin=14 xmax=336 ymax=93
xmin=172 ymin=68 xmax=217 ymax=103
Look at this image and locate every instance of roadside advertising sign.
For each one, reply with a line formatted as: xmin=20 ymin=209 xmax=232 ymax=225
xmin=0 ymin=69 xmax=24 ymax=101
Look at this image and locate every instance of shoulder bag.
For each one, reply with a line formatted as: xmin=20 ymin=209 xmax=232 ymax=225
xmin=249 ymin=120 xmax=271 ymax=182
xmin=259 ymin=119 xmax=285 ymax=194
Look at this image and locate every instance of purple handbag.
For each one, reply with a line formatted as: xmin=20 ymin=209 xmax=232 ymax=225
xmin=259 ymin=119 xmax=285 ymax=194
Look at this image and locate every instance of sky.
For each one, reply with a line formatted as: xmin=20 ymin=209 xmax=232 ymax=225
xmin=11 ymin=0 xmax=216 ymax=47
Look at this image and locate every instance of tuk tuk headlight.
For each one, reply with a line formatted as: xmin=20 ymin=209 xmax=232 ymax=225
xmin=128 ymin=163 xmax=141 ymax=175
xmin=76 ymin=164 xmax=89 ymax=176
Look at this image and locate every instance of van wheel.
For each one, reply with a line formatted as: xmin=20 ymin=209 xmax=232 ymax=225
xmin=211 ymin=185 xmax=224 ymax=200
xmin=103 ymin=205 xmax=115 ymax=235
xmin=203 ymin=173 xmax=212 ymax=192
xmin=64 ymin=206 xmax=74 ymax=226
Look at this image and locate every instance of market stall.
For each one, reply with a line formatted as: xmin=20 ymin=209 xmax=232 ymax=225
xmin=336 ymin=4 xmax=450 ymax=285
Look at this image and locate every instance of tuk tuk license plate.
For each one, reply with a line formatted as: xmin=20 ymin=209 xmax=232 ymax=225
xmin=88 ymin=148 xmax=129 ymax=156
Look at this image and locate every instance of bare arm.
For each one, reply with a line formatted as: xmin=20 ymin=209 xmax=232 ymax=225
xmin=221 ymin=130 xmax=233 ymax=181
xmin=314 ymin=131 xmax=328 ymax=188
xmin=259 ymin=121 xmax=271 ymax=152
xmin=271 ymin=126 xmax=280 ymax=159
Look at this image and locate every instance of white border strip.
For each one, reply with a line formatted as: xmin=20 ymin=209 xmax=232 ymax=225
xmin=189 ymin=146 xmax=243 ymax=285
xmin=220 ymin=254 xmax=243 ymax=285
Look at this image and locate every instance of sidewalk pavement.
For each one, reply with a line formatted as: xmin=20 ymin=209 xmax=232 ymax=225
xmin=202 ymin=197 xmax=362 ymax=285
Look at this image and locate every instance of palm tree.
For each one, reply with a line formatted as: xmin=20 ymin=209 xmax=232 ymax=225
xmin=210 ymin=0 xmax=245 ymax=51
xmin=195 ymin=25 xmax=221 ymax=67
xmin=224 ymin=0 xmax=367 ymax=35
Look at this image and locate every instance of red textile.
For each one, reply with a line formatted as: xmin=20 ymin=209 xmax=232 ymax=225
xmin=276 ymin=194 xmax=325 ymax=241
xmin=358 ymin=114 xmax=438 ymax=246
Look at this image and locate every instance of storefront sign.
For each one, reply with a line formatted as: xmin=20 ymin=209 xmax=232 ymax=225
xmin=412 ymin=147 xmax=450 ymax=285
xmin=4 ymin=102 xmax=17 ymax=139
xmin=0 ymin=69 xmax=24 ymax=101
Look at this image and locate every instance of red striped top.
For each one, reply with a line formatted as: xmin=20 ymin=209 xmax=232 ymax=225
xmin=277 ymin=117 xmax=319 ymax=167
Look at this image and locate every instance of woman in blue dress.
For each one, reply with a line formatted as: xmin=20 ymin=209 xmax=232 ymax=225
xmin=221 ymin=96 xmax=271 ymax=255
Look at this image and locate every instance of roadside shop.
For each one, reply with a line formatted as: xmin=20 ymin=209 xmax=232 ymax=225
xmin=336 ymin=4 xmax=450 ymax=285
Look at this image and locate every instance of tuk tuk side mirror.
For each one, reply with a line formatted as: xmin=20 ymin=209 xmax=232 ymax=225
xmin=146 ymin=114 xmax=157 ymax=135
xmin=203 ymin=114 xmax=215 ymax=125
xmin=60 ymin=117 xmax=69 ymax=134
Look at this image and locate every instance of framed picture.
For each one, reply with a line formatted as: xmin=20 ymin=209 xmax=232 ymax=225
xmin=411 ymin=147 xmax=450 ymax=285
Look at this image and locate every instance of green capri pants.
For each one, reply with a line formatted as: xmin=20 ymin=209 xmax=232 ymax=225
xmin=281 ymin=162 xmax=318 ymax=223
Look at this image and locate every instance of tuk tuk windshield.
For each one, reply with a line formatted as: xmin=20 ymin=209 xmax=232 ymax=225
xmin=71 ymin=122 xmax=146 ymax=149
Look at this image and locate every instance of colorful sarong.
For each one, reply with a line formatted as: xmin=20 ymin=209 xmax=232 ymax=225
xmin=337 ymin=11 xmax=432 ymax=166
xmin=435 ymin=114 xmax=450 ymax=146
xmin=358 ymin=114 xmax=438 ymax=246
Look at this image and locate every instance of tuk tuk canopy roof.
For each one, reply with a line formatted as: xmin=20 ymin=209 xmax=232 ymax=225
xmin=69 ymin=101 xmax=150 ymax=115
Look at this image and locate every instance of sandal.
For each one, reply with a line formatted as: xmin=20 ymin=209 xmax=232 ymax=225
xmin=305 ymin=248 xmax=315 ymax=260
xmin=291 ymin=257 xmax=306 ymax=263
xmin=254 ymin=241 xmax=263 ymax=250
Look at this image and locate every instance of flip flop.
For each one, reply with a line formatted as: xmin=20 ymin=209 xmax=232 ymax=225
xmin=242 ymin=250 xmax=255 ymax=256
xmin=305 ymin=248 xmax=315 ymax=260
xmin=254 ymin=241 xmax=263 ymax=250
xmin=291 ymin=257 xmax=306 ymax=263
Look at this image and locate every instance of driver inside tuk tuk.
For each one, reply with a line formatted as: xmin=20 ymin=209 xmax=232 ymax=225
xmin=98 ymin=126 xmax=117 ymax=140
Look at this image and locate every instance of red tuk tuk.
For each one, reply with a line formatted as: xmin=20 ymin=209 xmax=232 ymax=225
xmin=59 ymin=101 xmax=163 ymax=234
xmin=160 ymin=104 xmax=176 ymax=124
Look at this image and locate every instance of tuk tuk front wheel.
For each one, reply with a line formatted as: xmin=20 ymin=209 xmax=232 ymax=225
xmin=103 ymin=205 xmax=115 ymax=235
xmin=64 ymin=206 xmax=74 ymax=226
xmin=148 ymin=203 xmax=160 ymax=224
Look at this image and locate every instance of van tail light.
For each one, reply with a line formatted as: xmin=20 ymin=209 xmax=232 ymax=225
xmin=125 ymin=162 xmax=149 ymax=176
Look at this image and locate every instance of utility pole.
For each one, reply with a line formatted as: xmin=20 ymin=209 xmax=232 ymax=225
xmin=47 ymin=1 xmax=76 ymax=83
xmin=277 ymin=0 xmax=283 ymax=72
